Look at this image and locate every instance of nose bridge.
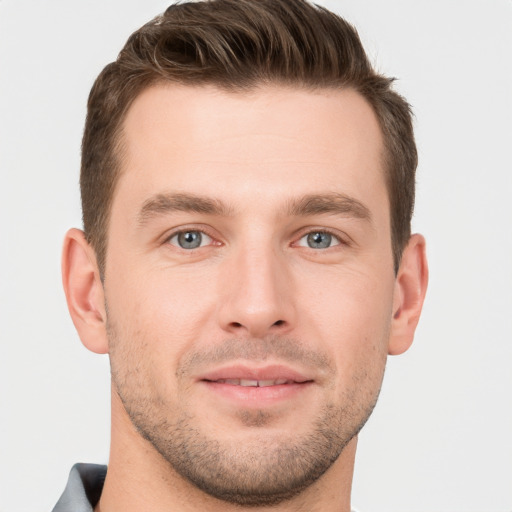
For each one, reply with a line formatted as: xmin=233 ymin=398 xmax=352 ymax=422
xmin=218 ymin=235 xmax=295 ymax=337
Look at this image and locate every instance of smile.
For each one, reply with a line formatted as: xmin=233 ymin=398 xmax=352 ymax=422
xmin=198 ymin=364 xmax=313 ymax=384
xmin=207 ymin=378 xmax=295 ymax=387
xmin=197 ymin=365 xmax=315 ymax=407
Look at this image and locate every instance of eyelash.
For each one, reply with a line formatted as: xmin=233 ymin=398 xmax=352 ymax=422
xmin=165 ymin=227 xmax=219 ymax=250
xmin=164 ymin=227 xmax=348 ymax=251
xmin=294 ymin=228 xmax=345 ymax=249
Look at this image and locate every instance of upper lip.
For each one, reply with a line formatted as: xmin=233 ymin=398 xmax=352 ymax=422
xmin=198 ymin=364 xmax=313 ymax=383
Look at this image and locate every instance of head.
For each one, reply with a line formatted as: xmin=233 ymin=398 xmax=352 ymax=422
xmin=64 ymin=0 xmax=427 ymax=508
xmin=81 ymin=0 xmax=417 ymax=278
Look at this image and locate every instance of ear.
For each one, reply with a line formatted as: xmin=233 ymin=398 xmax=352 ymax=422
xmin=61 ymin=228 xmax=109 ymax=354
xmin=388 ymin=233 xmax=428 ymax=355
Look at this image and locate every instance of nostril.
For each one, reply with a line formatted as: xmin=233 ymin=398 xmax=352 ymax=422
xmin=225 ymin=319 xmax=287 ymax=335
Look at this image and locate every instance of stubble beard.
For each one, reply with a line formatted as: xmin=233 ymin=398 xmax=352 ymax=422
xmin=108 ymin=323 xmax=385 ymax=507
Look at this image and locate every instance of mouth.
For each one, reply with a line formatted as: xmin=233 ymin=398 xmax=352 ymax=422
xmin=198 ymin=365 xmax=314 ymax=406
xmin=206 ymin=378 xmax=298 ymax=387
xmin=199 ymin=364 xmax=313 ymax=384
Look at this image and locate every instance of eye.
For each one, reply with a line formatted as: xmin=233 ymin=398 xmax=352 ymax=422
xmin=168 ymin=230 xmax=213 ymax=249
xmin=297 ymin=231 xmax=341 ymax=249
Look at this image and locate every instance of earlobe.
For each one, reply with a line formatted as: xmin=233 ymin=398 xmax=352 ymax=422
xmin=388 ymin=234 xmax=428 ymax=356
xmin=61 ymin=228 xmax=109 ymax=354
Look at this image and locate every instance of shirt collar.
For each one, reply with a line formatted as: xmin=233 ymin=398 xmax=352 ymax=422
xmin=52 ymin=463 xmax=107 ymax=512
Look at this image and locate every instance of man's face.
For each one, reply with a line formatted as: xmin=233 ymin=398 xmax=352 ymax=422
xmin=104 ymin=84 xmax=397 ymax=505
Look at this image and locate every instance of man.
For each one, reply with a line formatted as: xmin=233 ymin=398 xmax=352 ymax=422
xmin=56 ymin=0 xmax=428 ymax=510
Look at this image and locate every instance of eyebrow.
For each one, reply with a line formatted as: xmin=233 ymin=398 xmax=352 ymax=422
xmin=286 ymin=193 xmax=372 ymax=222
xmin=137 ymin=191 xmax=372 ymax=225
xmin=138 ymin=192 xmax=233 ymax=225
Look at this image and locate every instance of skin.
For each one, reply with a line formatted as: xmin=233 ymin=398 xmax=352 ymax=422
xmin=62 ymin=84 xmax=428 ymax=512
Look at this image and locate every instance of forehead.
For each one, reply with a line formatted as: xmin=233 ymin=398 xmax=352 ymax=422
xmin=116 ymin=84 xmax=387 ymax=214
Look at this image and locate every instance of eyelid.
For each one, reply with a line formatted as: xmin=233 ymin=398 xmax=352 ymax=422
xmin=292 ymin=227 xmax=350 ymax=248
xmin=163 ymin=225 xmax=221 ymax=248
xmin=160 ymin=225 xmax=350 ymax=249
xmin=168 ymin=231 xmax=213 ymax=248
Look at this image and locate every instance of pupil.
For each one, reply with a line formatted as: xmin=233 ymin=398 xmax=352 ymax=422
xmin=179 ymin=231 xmax=201 ymax=249
xmin=307 ymin=232 xmax=331 ymax=249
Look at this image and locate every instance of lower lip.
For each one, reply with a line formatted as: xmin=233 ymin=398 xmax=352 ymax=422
xmin=201 ymin=381 xmax=312 ymax=406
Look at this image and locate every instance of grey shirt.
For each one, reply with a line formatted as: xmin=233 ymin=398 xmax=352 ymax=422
xmin=52 ymin=463 xmax=107 ymax=512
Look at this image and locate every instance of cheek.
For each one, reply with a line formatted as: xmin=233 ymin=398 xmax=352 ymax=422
xmin=314 ymin=285 xmax=390 ymax=415
xmin=105 ymin=260 xmax=219 ymax=364
xmin=299 ymin=265 xmax=393 ymax=383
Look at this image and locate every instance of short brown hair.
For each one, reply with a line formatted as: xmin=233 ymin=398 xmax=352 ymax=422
xmin=81 ymin=0 xmax=417 ymax=276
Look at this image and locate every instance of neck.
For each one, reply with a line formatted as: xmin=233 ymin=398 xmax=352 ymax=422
xmin=97 ymin=389 xmax=356 ymax=512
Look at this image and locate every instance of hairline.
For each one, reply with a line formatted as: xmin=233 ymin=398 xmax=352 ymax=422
xmin=94 ymin=79 xmax=400 ymax=277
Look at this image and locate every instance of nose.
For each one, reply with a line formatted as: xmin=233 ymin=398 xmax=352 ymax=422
xmin=217 ymin=243 xmax=296 ymax=338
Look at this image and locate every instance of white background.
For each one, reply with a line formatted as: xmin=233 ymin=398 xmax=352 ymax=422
xmin=1 ymin=1 xmax=511 ymax=511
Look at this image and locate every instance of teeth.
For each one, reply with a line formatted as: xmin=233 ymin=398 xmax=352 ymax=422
xmin=258 ymin=380 xmax=276 ymax=387
xmin=240 ymin=379 xmax=259 ymax=387
xmin=215 ymin=379 xmax=291 ymax=387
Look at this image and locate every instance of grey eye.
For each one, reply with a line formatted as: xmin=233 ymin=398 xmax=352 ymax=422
xmin=170 ymin=230 xmax=211 ymax=249
xmin=297 ymin=231 xmax=340 ymax=249
xmin=307 ymin=232 xmax=332 ymax=249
